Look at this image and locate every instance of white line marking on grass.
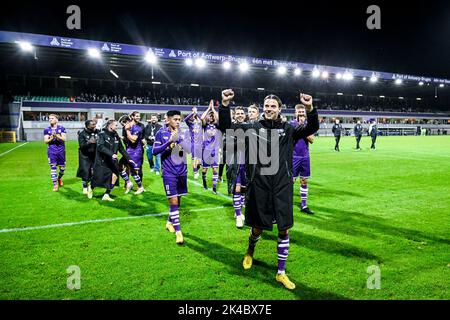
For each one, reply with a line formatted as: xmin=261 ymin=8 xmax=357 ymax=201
xmin=0 ymin=142 xmax=29 ymax=158
xmin=188 ymin=178 xmax=232 ymax=201
xmin=0 ymin=206 xmax=225 ymax=234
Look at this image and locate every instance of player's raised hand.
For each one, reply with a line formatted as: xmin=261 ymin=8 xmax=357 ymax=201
xmin=221 ymin=89 xmax=234 ymax=106
xmin=300 ymin=93 xmax=313 ymax=111
xmin=192 ymin=106 xmax=197 ymax=114
xmin=169 ymin=129 xmax=179 ymax=143
xmin=209 ymin=99 xmax=215 ymax=110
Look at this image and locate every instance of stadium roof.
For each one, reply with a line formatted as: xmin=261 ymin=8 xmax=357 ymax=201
xmin=1 ymin=31 xmax=449 ymax=87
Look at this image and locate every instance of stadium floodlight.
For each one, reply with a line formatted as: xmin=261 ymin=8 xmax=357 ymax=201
xmin=337 ymin=92 xmax=344 ymax=96
xmin=277 ymin=66 xmax=287 ymax=75
xmin=223 ymin=61 xmax=231 ymax=70
xmin=87 ymin=48 xmax=101 ymax=59
xmin=294 ymin=68 xmax=302 ymax=76
xmin=190 ymin=83 xmax=200 ymax=87
xmin=145 ymin=53 xmax=157 ymax=65
xmin=109 ymin=70 xmax=119 ymax=79
xmin=59 ymin=76 xmax=71 ymax=79
xmin=379 ymin=95 xmax=385 ymax=98
xmin=257 ymin=88 xmax=265 ymax=91
xmin=185 ymin=58 xmax=194 ymax=66
xmin=152 ymin=81 xmax=161 ymax=85
xmin=239 ymin=62 xmax=249 ymax=72
xmin=439 ymin=84 xmax=444 ymax=88
xmin=357 ymin=94 xmax=363 ymax=97
xmin=395 ymin=79 xmax=403 ymax=85
xmin=312 ymin=68 xmax=320 ymax=78
xmin=416 ymin=97 xmax=422 ymax=100
xmin=195 ymin=58 xmax=206 ymax=69
xmin=399 ymin=96 xmax=404 ymax=99
xmin=370 ymin=75 xmax=378 ymax=83
xmin=321 ymin=71 xmax=329 ymax=79
xmin=363 ymin=77 xmax=367 ymax=81
xmin=419 ymin=81 xmax=424 ymax=86
xmin=17 ymin=41 xmax=33 ymax=52
xmin=335 ymin=73 xmax=342 ymax=80
xmin=343 ymin=72 xmax=354 ymax=81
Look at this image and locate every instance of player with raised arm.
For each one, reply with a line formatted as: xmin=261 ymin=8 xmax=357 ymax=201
xmin=226 ymin=106 xmax=247 ymax=228
xmin=184 ymin=106 xmax=203 ymax=180
xmin=43 ymin=114 xmax=67 ymax=192
xmin=290 ymin=104 xmax=314 ymax=215
xmin=201 ymin=100 xmax=220 ymax=194
xmin=152 ymin=110 xmax=191 ymax=245
xmin=218 ymin=89 xmax=319 ymax=290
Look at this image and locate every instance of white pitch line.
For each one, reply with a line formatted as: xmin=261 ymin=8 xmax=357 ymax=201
xmin=0 ymin=206 xmax=224 ymax=234
xmin=0 ymin=142 xmax=29 ymax=158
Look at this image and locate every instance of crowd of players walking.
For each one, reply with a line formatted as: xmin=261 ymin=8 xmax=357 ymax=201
xmin=43 ymin=90 xmax=377 ymax=290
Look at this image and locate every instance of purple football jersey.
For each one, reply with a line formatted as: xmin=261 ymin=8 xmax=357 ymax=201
xmin=126 ymin=124 xmax=144 ymax=152
xmin=44 ymin=125 xmax=66 ymax=154
xmin=125 ymin=124 xmax=144 ymax=168
xmin=203 ymin=123 xmax=220 ymax=149
xmin=185 ymin=113 xmax=203 ymax=145
xmin=290 ymin=120 xmax=310 ymax=158
xmin=153 ymin=127 xmax=189 ymax=177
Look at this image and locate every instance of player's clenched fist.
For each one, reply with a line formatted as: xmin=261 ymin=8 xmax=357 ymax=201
xmin=221 ymin=89 xmax=235 ymax=106
xmin=300 ymin=93 xmax=313 ymax=111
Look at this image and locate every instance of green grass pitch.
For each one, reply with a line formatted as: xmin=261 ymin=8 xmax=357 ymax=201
xmin=0 ymin=136 xmax=449 ymax=300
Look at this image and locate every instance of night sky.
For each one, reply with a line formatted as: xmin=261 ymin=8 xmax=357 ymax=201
xmin=1 ymin=0 xmax=449 ymax=78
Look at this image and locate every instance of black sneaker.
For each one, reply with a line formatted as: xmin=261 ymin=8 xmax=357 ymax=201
xmin=301 ymin=207 xmax=314 ymax=215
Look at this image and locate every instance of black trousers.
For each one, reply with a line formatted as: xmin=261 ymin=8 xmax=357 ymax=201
xmin=218 ymin=163 xmax=226 ymax=179
xmin=371 ymin=135 xmax=377 ymax=148
xmin=334 ymin=136 xmax=341 ymax=150
xmin=356 ymin=135 xmax=362 ymax=149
